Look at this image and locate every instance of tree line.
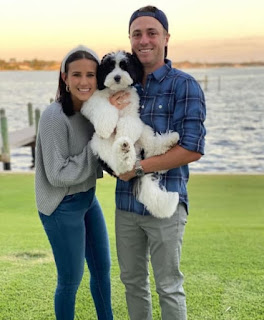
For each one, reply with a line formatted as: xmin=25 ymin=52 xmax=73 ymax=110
xmin=0 ymin=58 xmax=263 ymax=71
xmin=0 ymin=59 xmax=60 ymax=70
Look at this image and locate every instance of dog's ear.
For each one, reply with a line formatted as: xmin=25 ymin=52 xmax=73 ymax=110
xmin=129 ymin=53 xmax=144 ymax=84
xmin=96 ymin=63 xmax=106 ymax=90
xmin=96 ymin=53 xmax=116 ymax=90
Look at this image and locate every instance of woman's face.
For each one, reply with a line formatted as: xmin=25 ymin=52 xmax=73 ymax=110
xmin=63 ymin=58 xmax=97 ymax=111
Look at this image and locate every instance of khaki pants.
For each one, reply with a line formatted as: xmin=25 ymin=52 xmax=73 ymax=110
xmin=115 ymin=204 xmax=187 ymax=320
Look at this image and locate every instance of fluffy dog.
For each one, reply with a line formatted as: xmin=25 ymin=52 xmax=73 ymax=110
xmin=81 ymin=51 xmax=179 ymax=218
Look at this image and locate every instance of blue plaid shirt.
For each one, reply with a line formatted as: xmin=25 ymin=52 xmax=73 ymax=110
xmin=115 ymin=59 xmax=206 ymax=215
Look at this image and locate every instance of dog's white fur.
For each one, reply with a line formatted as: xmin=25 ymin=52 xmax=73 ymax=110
xmin=81 ymin=51 xmax=179 ymax=218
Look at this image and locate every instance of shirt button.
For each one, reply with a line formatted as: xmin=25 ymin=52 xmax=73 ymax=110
xmin=158 ymin=105 xmax=163 ymax=109
xmin=141 ymin=105 xmax=144 ymax=109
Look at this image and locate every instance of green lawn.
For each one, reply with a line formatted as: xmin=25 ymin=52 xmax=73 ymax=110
xmin=0 ymin=173 xmax=263 ymax=320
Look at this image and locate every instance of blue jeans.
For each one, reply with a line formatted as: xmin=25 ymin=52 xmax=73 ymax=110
xmin=39 ymin=188 xmax=113 ymax=320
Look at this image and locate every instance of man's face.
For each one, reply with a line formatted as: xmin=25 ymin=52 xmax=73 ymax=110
xmin=129 ymin=16 xmax=170 ymax=72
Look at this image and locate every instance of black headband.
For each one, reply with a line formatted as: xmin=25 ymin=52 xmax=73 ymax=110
xmin=129 ymin=7 xmax=169 ymax=32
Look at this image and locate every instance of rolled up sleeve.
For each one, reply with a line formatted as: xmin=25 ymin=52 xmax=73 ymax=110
xmin=173 ymin=78 xmax=206 ymax=155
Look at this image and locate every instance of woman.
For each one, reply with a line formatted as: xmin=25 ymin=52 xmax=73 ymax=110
xmin=35 ymin=45 xmax=125 ymax=320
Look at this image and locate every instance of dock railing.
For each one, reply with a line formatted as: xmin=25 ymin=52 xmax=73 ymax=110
xmin=0 ymin=103 xmax=41 ymax=170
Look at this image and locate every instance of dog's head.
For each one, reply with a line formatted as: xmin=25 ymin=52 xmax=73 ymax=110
xmin=97 ymin=51 xmax=143 ymax=91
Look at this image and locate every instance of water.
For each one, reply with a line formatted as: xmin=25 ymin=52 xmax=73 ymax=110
xmin=0 ymin=67 xmax=263 ymax=173
xmin=188 ymin=67 xmax=264 ymax=173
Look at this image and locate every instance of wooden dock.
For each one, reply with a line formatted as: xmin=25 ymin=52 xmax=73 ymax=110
xmin=8 ymin=126 xmax=36 ymax=149
xmin=0 ymin=104 xmax=40 ymax=170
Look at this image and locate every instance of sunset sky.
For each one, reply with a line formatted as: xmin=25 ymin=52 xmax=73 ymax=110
xmin=1 ymin=0 xmax=264 ymax=63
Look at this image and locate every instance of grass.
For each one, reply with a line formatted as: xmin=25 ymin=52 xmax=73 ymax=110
xmin=0 ymin=172 xmax=264 ymax=319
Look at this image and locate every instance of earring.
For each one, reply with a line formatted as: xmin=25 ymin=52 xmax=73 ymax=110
xmin=66 ymin=85 xmax=70 ymax=92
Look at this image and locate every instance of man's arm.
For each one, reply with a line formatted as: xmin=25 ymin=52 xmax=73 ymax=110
xmin=118 ymin=145 xmax=202 ymax=181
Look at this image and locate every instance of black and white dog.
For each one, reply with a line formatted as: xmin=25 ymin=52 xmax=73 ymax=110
xmin=81 ymin=51 xmax=179 ymax=218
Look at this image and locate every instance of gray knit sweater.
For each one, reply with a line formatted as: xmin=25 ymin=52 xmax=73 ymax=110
xmin=35 ymin=102 xmax=102 ymax=215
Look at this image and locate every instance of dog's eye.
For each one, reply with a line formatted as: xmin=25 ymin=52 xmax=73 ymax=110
xmin=119 ymin=60 xmax=128 ymax=71
xmin=102 ymin=57 xmax=116 ymax=70
xmin=105 ymin=59 xmax=115 ymax=71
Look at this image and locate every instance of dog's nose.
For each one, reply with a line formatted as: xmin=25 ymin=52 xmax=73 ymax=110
xmin=114 ymin=75 xmax=121 ymax=83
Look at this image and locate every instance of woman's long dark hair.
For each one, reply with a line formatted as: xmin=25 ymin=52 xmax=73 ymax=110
xmin=56 ymin=51 xmax=99 ymax=116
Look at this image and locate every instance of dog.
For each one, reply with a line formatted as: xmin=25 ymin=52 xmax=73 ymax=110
xmin=81 ymin=51 xmax=179 ymax=218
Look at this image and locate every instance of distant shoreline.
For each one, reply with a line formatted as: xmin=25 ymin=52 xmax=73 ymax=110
xmin=172 ymin=61 xmax=264 ymax=69
xmin=1 ymin=59 xmax=264 ymax=71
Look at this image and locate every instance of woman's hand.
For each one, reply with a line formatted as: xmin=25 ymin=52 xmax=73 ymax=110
xmin=109 ymin=91 xmax=130 ymax=110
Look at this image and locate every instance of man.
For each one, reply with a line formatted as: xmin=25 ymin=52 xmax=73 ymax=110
xmin=115 ymin=5 xmax=206 ymax=320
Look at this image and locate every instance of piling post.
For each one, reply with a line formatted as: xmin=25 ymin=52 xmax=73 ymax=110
xmin=35 ymin=108 xmax=40 ymax=135
xmin=0 ymin=109 xmax=11 ymax=170
xmin=27 ymin=102 xmax=34 ymax=126
xmin=29 ymin=108 xmax=41 ymax=169
xmin=27 ymin=102 xmax=35 ymax=168
xmin=218 ymin=76 xmax=221 ymax=91
xmin=204 ymin=75 xmax=208 ymax=91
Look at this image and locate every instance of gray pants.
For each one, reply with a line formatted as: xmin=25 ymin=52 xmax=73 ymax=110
xmin=115 ymin=204 xmax=187 ymax=320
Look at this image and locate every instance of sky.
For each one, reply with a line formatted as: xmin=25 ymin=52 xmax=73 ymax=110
xmin=1 ymin=0 xmax=264 ymax=63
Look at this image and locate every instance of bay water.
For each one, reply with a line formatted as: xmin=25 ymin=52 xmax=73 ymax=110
xmin=0 ymin=67 xmax=263 ymax=173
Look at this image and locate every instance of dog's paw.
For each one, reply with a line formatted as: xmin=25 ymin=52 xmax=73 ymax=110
xmin=164 ymin=131 xmax=179 ymax=147
xmin=120 ymin=140 xmax=131 ymax=153
xmin=93 ymin=108 xmax=119 ymax=139
xmin=114 ymin=137 xmax=133 ymax=155
xmin=113 ymin=137 xmax=136 ymax=173
xmin=157 ymin=131 xmax=180 ymax=154
xmin=95 ymin=123 xmax=113 ymax=139
xmin=94 ymin=118 xmax=117 ymax=139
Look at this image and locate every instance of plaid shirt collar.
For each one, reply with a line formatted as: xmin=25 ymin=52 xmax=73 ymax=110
xmin=146 ymin=59 xmax=172 ymax=82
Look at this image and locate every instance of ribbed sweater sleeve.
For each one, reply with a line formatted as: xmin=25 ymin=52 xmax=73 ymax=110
xmin=38 ymin=104 xmax=97 ymax=187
